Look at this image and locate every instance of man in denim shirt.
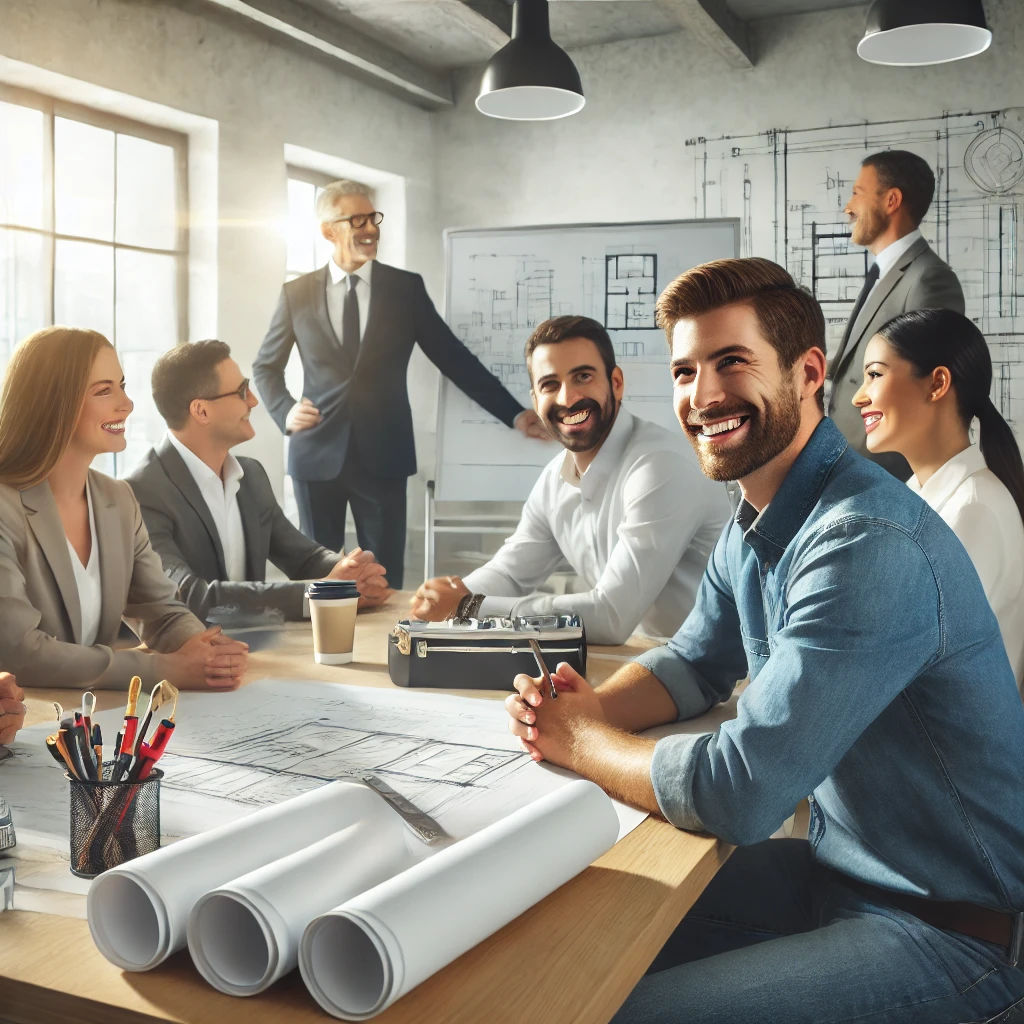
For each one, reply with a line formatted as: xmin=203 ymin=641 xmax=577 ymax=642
xmin=506 ymin=258 xmax=1024 ymax=1023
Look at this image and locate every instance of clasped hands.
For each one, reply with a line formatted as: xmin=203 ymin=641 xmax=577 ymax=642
xmin=329 ymin=547 xmax=393 ymax=608
xmin=505 ymin=662 xmax=605 ymax=769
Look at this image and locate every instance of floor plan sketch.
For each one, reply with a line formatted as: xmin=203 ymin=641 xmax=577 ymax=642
xmin=605 ymin=253 xmax=658 ymax=330
xmin=1 ymin=680 xmax=595 ymax=856
xmin=682 ymin=108 xmax=1024 ymax=436
xmin=437 ymin=220 xmax=739 ymax=502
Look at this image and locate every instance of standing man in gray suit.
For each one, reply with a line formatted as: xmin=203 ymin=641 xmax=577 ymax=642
xmin=827 ymin=150 xmax=965 ymax=478
xmin=128 ymin=341 xmax=391 ymax=623
xmin=253 ymin=180 xmax=546 ymax=588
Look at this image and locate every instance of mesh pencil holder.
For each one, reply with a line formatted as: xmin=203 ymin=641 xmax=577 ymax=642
xmin=67 ymin=764 xmax=163 ymax=879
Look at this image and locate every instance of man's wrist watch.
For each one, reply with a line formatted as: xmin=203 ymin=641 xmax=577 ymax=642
xmin=454 ymin=592 xmax=485 ymax=622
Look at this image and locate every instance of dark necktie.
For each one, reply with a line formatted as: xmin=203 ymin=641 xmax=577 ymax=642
xmin=341 ymin=274 xmax=360 ymax=372
xmin=846 ymin=261 xmax=880 ymax=338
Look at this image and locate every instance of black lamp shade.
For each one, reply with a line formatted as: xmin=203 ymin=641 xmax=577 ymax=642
xmin=858 ymin=0 xmax=992 ymax=65
xmin=476 ymin=0 xmax=585 ymax=121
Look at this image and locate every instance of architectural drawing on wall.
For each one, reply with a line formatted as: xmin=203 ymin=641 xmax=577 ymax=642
xmin=437 ymin=220 xmax=739 ymax=502
xmin=682 ymin=107 xmax=1024 ymax=437
xmin=605 ymin=253 xmax=658 ymax=329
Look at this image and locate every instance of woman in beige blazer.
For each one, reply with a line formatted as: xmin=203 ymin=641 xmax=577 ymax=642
xmin=0 ymin=327 xmax=248 ymax=690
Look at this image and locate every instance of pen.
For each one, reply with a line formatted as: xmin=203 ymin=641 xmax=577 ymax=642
xmin=527 ymin=638 xmax=558 ymax=700
xmin=110 ymin=676 xmax=143 ymax=784
xmin=92 ymin=723 xmax=103 ymax=770
xmin=82 ymin=691 xmax=96 ymax=737
xmin=128 ymin=718 xmax=176 ymax=783
xmin=56 ymin=728 xmax=87 ymax=780
xmin=116 ymin=719 xmax=176 ymax=830
xmin=72 ymin=713 xmax=98 ymax=780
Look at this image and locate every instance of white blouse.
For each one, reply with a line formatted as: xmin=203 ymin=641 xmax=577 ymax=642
xmin=66 ymin=481 xmax=102 ymax=648
xmin=908 ymin=445 xmax=1024 ymax=694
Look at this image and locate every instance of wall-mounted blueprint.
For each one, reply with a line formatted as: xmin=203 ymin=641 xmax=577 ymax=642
xmin=681 ymin=107 xmax=1024 ymax=437
xmin=436 ymin=219 xmax=739 ymax=501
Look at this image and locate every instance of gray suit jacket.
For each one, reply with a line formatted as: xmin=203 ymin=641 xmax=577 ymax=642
xmin=126 ymin=440 xmax=339 ymax=621
xmin=827 ymin=236 xmax=965 ymax=478
xmin=0 ymin=471 xmax=202 ymax=689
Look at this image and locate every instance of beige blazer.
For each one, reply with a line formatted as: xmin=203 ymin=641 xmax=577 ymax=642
xmin=0 ymin=470 xmax=204 ymax=689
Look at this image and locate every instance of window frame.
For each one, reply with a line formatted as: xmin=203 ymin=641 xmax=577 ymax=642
xmin=0 ymin=82 xmax=189 ymax=347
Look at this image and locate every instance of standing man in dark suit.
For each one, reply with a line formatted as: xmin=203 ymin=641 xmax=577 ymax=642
xmin=128 ymin=340 xmax=391 ymax=623
xmin=827 ymin=150 xmax=965 ymax=478
xmin=252 ymin=180 xmax=546 ymax=588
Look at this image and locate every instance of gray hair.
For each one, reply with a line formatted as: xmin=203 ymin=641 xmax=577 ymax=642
xmin=315 ymin=180 xmax=374 ymax=223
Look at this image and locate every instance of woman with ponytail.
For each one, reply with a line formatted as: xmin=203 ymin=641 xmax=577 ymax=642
xmin=852 ymin=308 xmax=1024 ymax=691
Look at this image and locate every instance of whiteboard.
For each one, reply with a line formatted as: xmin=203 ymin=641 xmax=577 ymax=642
xmin=434 ymin=219 xmax=739 ymax=502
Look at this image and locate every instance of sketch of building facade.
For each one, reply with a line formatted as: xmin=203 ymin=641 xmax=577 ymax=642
xmin=683 ymin=108 xmax=1024 ymax=435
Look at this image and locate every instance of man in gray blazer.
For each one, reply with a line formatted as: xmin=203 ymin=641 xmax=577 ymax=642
xmin=127 ymin=341 xmax=391 ymax=623
xmin=827 ymin=150 xmax=965 ymax=478
xmin=252 ymin=179 xmax=546 ymax=588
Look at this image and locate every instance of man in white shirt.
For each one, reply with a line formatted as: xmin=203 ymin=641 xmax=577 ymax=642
xmin=411 ymin=316 xmax=731 ymax=644
xmin=128 ymin=340 xmax=391 ymax=622
xmin=827 ymin=149 xmax=965 ymax=477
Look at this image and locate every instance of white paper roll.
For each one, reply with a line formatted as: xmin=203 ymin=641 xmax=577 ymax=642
xmin=87 ymin=781 xmax=383 ymax=970
xmin=298 ymin=779 xmax=619 ymax=1020
xmin=187 ymin=811 xmax=417 ymax=995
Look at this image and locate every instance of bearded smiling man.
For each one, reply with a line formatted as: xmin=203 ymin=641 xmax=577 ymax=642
xmin=504 ymin=259 xmax=1024 ymax=1024
xmin=411 ymin=315 xmax=730 ymax=645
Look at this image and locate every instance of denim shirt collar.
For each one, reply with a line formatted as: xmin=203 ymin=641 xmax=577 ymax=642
xmin=738 ymin=417 xmax=848 ymax=565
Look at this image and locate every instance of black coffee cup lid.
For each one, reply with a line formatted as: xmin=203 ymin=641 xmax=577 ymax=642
xmin=306 ymin=580 xmax=359 ymax=599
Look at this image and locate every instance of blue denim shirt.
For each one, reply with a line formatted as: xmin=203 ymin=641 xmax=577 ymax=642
xmin=642 ymin=417 xmax=1024 ymax=910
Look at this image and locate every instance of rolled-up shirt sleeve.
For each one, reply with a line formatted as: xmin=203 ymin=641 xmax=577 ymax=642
xmin=648 ymin=518 xmax=944 ymax=845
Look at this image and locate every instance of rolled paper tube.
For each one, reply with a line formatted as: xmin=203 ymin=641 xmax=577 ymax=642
xmin=187 ymin=810 xmax=418 ymax=996
xmin=299 ymin=780 xmax=618 ymax=1020
xmin=87 ymin=781 xmax=385 ymax=971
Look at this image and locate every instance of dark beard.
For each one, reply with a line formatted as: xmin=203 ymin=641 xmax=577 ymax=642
xmin=547 ymin=395 xmax=617 ymax=454
xmin=687 ymin=382 xmax=801 ymax=481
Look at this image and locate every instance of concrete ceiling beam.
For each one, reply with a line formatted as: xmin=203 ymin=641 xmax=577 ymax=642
xmin=656 ymin=0 xmax=754 ymax=67
xmin=201 ymin=0 xmax=455 ymax=108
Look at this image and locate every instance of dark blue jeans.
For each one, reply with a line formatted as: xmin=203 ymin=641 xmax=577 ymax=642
xmin=613 ymin=839 xmax=1024 ymax=1024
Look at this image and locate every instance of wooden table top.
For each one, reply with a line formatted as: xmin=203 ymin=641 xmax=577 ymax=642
xmin=0 ymin=598 xmax=733 ymax=1024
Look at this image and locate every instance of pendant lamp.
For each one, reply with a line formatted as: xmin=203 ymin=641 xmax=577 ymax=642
xmin=857 ymin=0 xmax=991 ymax=66
xmin=476 ymin=0 xmax=585 ymax=121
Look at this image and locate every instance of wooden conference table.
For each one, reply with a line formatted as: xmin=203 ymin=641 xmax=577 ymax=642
xmin=0 ymin=598 xmax=734 ymax=1024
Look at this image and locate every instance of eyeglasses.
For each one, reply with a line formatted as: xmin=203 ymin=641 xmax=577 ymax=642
xmin=203 ymin=378 xmax=251 ymax=402
xmin=330 ymin=211 xmax=384 ymax=230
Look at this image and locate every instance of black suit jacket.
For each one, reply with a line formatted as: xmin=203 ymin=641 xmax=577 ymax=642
xmin=252 ymin=261 xmax=525 ymax=481
xmin=127 ymin=440 xmax=339 ymax=620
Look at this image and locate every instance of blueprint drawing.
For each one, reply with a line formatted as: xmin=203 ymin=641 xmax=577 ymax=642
xmin=682 ymin=107 xmax=1024 ymax=437
xmin=2 ymin=680 xmax=645 ymax=879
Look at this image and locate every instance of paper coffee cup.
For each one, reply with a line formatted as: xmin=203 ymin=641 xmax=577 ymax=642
xmin=307 ymin=581 xmax=360 ymax=665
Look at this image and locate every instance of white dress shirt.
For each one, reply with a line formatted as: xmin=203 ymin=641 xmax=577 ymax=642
xmin=326 ymin=258 xmax=372 ymax=342
xmin=869 ymin=228 xmax=923 ymax=291
xmin=463 ymin=408 xmax=732 ymax=644
xmin=67 ymin=480 xmax=101 ymax=647
xmin=167 ymin=433 xmax=247 ymax=582
xmin=908 ymin=445 xmax=1024 ymax=692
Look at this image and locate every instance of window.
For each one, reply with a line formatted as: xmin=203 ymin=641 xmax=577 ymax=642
xmin=285 ymin=167 xmax=334 ymax=280
xmin=0 ymin=86 xmax=187 ymax=476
